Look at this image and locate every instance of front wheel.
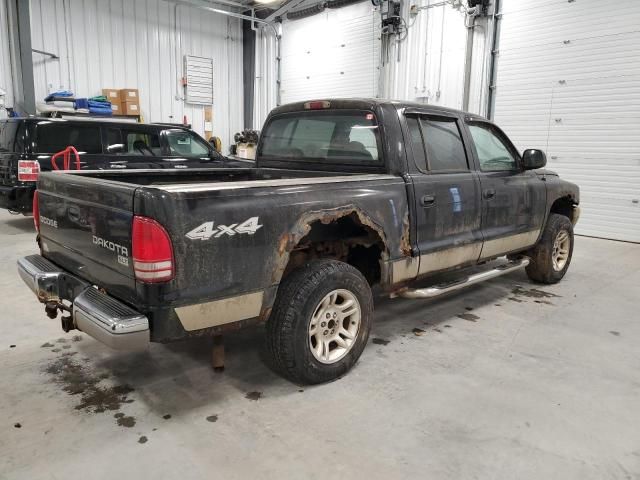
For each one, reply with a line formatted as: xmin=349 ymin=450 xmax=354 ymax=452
xmin=526 ymin=213 xmax=574 ymax=284
xmin=266 ymin=259 xmax=373 ymax=385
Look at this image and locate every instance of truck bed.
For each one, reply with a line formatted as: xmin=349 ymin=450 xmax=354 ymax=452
xmin=35 ymin=167 xmax=408 ymax=343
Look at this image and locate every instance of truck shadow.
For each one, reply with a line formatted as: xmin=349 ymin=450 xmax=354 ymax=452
xmin=3 ymin=216 xmax=34 ymax=233
xmin=66 ymin=269 xmax=541 ymax=418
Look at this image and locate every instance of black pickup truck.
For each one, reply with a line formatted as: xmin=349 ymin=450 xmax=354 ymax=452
xmin=0 ymin=117 xmax=246 ymax=214
xmin=18 ymin=99 xmax=580 ymax=384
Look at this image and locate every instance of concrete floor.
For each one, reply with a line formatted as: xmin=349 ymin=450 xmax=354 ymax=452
xmin=0 ymin=209 xmax=639 ymax=480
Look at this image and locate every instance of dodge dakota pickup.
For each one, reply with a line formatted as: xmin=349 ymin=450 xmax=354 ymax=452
xmin=18 ymin=99 xmax=580 ymax=384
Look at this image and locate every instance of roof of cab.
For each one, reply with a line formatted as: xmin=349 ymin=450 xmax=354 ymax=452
xmin=268 ymin=98 xmax=487 ymax=121
xmin=1 ymin=117 xmax=191 ymax=130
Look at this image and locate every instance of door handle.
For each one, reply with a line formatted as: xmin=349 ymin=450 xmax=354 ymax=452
xmin=420 ymin=194 xmax=436 ymax=207
xmin=483 ymin=189 xmax=496 ymax=199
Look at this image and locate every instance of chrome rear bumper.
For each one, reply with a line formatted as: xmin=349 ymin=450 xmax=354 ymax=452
xmin=18 ymin=254 xmax=149 ymax=350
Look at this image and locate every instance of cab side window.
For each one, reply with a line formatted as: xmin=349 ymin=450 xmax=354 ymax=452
xmin=407 ymin=116 xmax=427 ymax=171
xmin=105 ymin=128 xmax=124 ymax=154
xmin=407 ymin=115 xmax=468 ymax=172
xmin=422 ymin=117 xmax=468 ymax=171
xmin=468 ymin=123 xmax=519 ymax=172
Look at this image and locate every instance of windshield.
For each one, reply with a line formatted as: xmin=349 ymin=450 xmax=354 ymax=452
xmin=259 ymin=110 xmax=381 ymax=165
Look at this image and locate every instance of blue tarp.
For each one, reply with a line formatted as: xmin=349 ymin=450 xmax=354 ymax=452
xmin=44 ymin=90 xmax=74 ymax=102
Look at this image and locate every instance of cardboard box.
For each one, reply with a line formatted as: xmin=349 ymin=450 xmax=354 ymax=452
xmin=123 ymin=102 xmax=140 ymax=115
xmin=119 ymin=88 xmax=139 ymax=102
xmin=110 ymin=101 xmax=124 ymax=114
xmin=102 ymin=89 xmax=120 ymax=101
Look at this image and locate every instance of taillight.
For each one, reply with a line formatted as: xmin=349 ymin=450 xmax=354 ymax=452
xmin=18 ymin=160 xmax=40 ymax=182
xmin=33 ymin=190 xmax=40 ymax=232
xmin=132 ymin=216 xmax=174 ymax=283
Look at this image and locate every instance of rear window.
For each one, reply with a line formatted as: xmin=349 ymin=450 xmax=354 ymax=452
xmin=259 ymin=111 xmax=381 ymax=165
xmin=35 ymin=122 xmax=102 ymax=154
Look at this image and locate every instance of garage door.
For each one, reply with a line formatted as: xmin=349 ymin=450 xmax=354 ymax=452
xmin=280 ymin=1 xmax=380 ymax=104
xmin=493 ymin=0 xmax=640 ymax=242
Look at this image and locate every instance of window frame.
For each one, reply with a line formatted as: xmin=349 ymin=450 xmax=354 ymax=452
xmin=256 ymin=109 xmax=385 ymax=169
xmin=406 ymin=113 xmax=470 ymax=174
xmin=466 ymin=120 xmax=523 ymax=173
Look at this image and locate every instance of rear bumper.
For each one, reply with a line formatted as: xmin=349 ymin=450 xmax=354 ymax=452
xmin=18 ymin=254 xmax=149 ymax=350
xmin=0 ymin=184 xmax=35 ymax=213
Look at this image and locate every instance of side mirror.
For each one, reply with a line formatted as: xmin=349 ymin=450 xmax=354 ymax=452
xmin=522 ymin=149 xmax=546 ymax=170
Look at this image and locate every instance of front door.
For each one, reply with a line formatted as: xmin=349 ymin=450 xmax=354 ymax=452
xmin=466 ymin=121 xmax=547 ymax=259
xmin=405 ymin=113 xmax=483 ymax=277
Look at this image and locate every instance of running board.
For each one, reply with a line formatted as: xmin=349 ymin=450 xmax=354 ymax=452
xmin=397 ymin=258 xmax=530 ymax=299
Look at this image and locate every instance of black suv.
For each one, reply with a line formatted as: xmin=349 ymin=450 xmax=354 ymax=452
xmin=0 ymin=117 xmax=249 ymax=214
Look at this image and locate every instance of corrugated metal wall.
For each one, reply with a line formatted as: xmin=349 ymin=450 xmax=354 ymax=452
xmin=28 ymin=0 xmax=244 ymax=148
xmin=494 ymin=0 xmax=640 ymax=242
xmin=254 ymin=0 xmax=492 ymax=124
xmin=0 ymin=0 xmax=15 ymax=111
xmin=383 ymin=1 xmax=463 ymax=108
xmin=279 ymin=1 xmax=380 ymax=104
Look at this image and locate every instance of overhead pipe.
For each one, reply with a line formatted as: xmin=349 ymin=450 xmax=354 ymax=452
xmin=461 ymin=12 xmax=476 ymax=111
xmin=486 ymin=0 xmax=501 ymax=119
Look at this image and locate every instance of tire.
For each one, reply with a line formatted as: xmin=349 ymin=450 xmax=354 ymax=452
xmin=526 ymin=213 xmax=574 ymax=284
xmin=266 ymin=259 xmax=373 ymax=385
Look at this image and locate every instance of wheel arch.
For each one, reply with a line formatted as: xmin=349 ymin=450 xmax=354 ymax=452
xmin=271 ymin=205 xmax=390 ymax=289
xmin=549 ymin=195 xmax=580 ymax=225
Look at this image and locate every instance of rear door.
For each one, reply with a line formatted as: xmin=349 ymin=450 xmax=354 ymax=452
xmin=404 ymin=111 xmax=483 ymax=276
xmin=33 ymin=121 xmax=106 ymax=171
xmin=465 ymin=120 xmax=547 ymax=259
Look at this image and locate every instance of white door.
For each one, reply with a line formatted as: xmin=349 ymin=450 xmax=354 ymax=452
xmin=493 ymin=0 xmax=640 ymax=242
xmin=280 ymin=2 xmax=380 ymax=104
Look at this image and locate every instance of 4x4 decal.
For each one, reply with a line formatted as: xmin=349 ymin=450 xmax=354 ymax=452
xmin=186 ymin=217 xmax=262 ymax=240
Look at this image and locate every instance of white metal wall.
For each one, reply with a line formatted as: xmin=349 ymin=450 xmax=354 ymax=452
xmin=0 ymin=0 xmax=15 ymax=111
xmin=255 ymin=1 xmax=492 ymax=125
xmin=28 ymin=0 xmax=244 ymax=148
xmin=494 ymin=0 xmax=640 ymax=242
xmin=382 ymin=1 xmax=470 ymax=109
xmin=279 ymin=1 xmax=380 ymax=104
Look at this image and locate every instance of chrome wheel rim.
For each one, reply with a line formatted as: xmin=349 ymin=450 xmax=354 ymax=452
xmin=552 ymin=230 xmax=570 ymax=271
xmin=309 ymin=289 xmax=361 ymax=364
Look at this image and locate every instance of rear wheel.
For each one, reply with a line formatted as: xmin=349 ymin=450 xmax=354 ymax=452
xmin=526 ymin=213 xmax=574 ymax=284
xmin=266 ymin=259 xmax=373 ymax=384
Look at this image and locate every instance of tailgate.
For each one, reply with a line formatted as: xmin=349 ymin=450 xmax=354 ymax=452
xmin=37 ymin=172 xmax=138 ymax=303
